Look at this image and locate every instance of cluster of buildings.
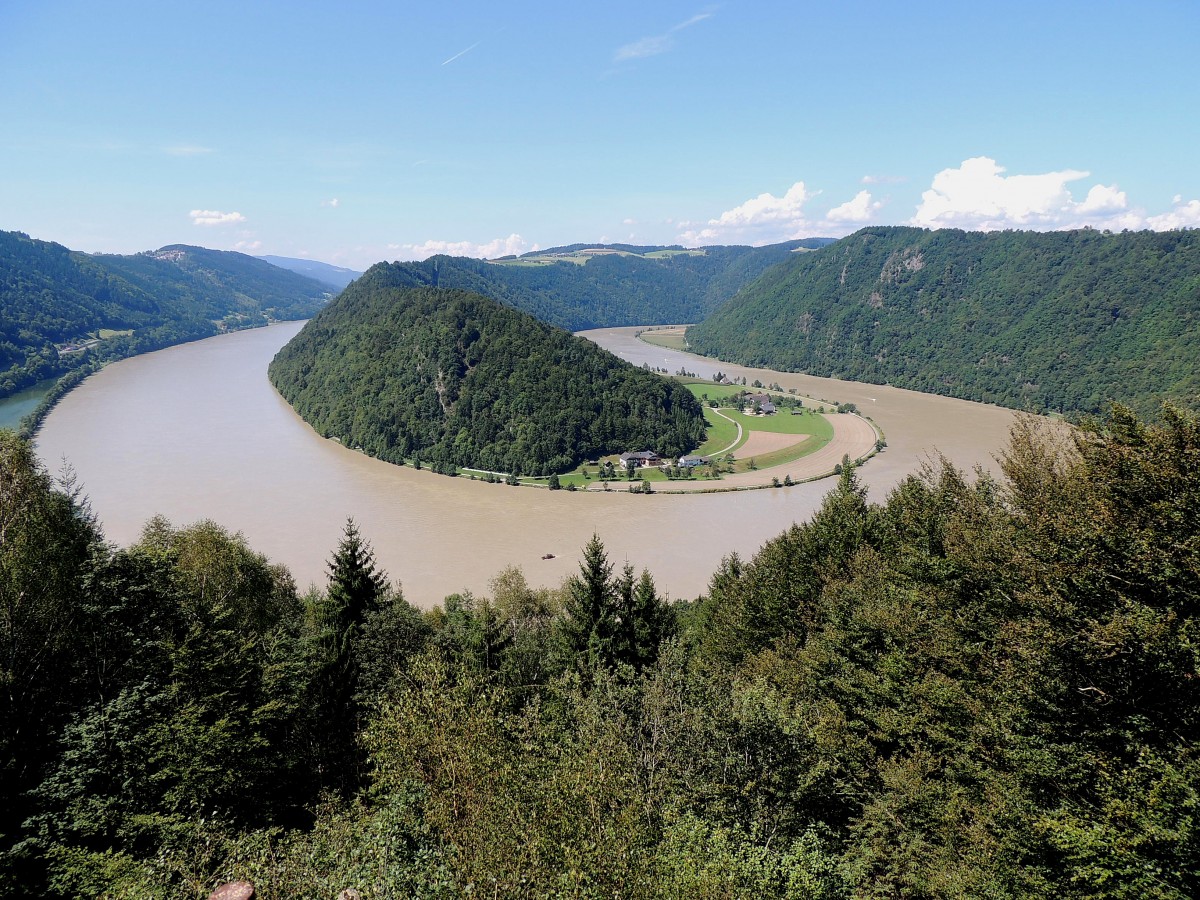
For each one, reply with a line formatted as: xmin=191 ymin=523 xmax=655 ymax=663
xmin=618 ymin=451 xmax=708 ymax=472
xmin=745 ymin=393 xmax=777 ymax=415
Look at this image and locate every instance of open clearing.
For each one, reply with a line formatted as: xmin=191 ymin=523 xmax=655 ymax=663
xmin=738 ymin=430 xmax=811 ymax=458
xmin=639 ymin=330 xmax=689 ymax=351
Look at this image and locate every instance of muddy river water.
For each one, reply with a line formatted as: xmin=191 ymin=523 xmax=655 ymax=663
xmin=35 ymin=322 xmax=1022 ymax=606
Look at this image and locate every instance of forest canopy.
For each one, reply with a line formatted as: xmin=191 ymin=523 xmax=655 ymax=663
xmin=686 ymin=226 xmax=1200 ymax=416
xmin=3 ymin=403 xmax=1198 ymax=897
xmin=372 ymin=238 xmax=832 ymax=332
xmin=268 ymin=269 xmax=707 ymax=476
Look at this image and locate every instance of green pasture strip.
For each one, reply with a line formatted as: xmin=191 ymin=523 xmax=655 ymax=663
xmin=683 ymin=381 xmax=827 ymax=408
xmin=697 ymin=407 xmax=741 ymax=456
xmin=726 ymin=409 xmax=833 ymax=438
xmin=639 ymin=331 xmax=688 ymax=351
xmin=684 ymin=382 xmax=751 ymax=402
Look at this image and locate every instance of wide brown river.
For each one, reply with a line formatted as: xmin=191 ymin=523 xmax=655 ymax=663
xmin=35 ymin=322 xmax=1021 ymax=606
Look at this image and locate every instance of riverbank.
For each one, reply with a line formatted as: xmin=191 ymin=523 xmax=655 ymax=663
xmin=8 ymin=318 xmax=309 ymax=440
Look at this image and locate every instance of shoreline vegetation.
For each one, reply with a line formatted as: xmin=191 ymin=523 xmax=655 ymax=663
xmin=1 ymin=229 xmax=331 ymax=436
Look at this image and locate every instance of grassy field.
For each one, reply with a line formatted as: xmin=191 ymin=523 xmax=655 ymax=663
xmin=722 ymin=408 xmax=834 ymax=437
xmin=491 ymin=247 xmax=707 ymax=268
xmin=696 ymin=407 xmax=740 ymax=456
xmin=684 ymin=382 xmax=752 ymax=402
xmin=639 ymin=331 xmax=689 ymax=351
xmin=643 ymin=249 xmax=705 ymax=259
xmin=488 ymin=256 xmax=588 ymax=267
xmin=679 ymin=383 xmax=835 ymax=473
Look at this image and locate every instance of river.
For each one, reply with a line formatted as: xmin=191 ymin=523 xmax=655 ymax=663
xmin=34 ymin=322 xmax=1021 ymax=606
xmin=0 ymin=377 xmax=57 ymax=430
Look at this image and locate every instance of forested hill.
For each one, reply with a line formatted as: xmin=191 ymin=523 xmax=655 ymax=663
xmin=268 ymin=264 xmax=706 ymax=475
xmin=686 ymin=226 xmax=1200 ymax=416
xmin=0 ymin=231 xmax=330 ymax=399
xmin=373 ymin=238 xmax=833 ymax=331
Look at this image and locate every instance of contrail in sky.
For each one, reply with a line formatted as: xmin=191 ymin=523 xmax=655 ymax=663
xmin=442 ymin=41 xmax=481 ymax=66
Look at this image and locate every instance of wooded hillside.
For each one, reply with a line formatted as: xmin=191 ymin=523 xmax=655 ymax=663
xmin=268 ymin=265 xmax=706 ymax=475
xmin=686 ymin=226 xmax=1200 ymax=415
xmin=375 ymin=238 xmax=832 ymax=332
xmin=0 ymin=231 xmax=329 ymax=399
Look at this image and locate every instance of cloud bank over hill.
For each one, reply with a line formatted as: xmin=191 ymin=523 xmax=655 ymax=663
xmin=671 ymin=157 xmax=1200 ymax=249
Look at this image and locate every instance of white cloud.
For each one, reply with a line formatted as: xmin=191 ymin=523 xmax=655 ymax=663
xmin=622 ymin=217 xmax=637 ymax=225
xmin=826 ymin=190 xmax=884 ymax=224
xmin=189 ymin=209 xmax=246 ymax=226
xmin=908 ymin=157 xmax=1152 ymax=231
xmin=1146 ymin=198 xmax=1200 ymax=230
xmin=679 ymin=182 xmax=817 ymax=244
xmin=712 ymin=182 xmax=812 ymax=227
xmin=321 ymin=197 xmax=341 ymax=208
xmin=614 ymin=9 xmax=713 ymax=62
xmin=234 ymin=239 xmax=262 ymax=252
xmin=679 ymin=182 xmax=892 ymax=245
xmin=861 ymin=174 xmax=906 ymax=185
xmin=1078 ymin=183 xmax=1127 ymax=214
xmin=389 ymin=233 xmax=537 ymax=261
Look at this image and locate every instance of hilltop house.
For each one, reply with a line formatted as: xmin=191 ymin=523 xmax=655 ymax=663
xmin=677 ymin=455 xmax=708 ymax=468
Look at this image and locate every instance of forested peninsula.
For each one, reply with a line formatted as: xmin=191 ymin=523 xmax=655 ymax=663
xmin=4 ymin=404 xmax=1199 ymax=897
xmin=374 ymin=238 xmax=832 ymax=332
xmin=687 ymin=226 xmax=1200 ymax=415
xmin=268 ymin=264 xmax=706 ymax=475
xmin=0 ymin=230 xmax=330 ymax=404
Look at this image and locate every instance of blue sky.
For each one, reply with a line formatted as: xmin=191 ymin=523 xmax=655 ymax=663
xmin=2 ymin=1 xmax=1198 ymax=269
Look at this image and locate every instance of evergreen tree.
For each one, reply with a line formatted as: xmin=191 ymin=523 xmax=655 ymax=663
xmin=326 ymin=517 xmax=389 ymax=671
xmin=309 ymin=518 xmax=390 ymax=793
xmin=629 ymin=568 xmax=674 ymax=669
xmin=561 ymin=538 xmax=673 ymax=674
xmin=560 ymin=535 xmax=617 ymax=673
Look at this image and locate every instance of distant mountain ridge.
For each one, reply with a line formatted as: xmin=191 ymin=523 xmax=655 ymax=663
xmin=368 ymin=238 xmax=835 ymax=332
xmin=0 ymin=230 xmax=330 ymax=402
xmin=686 ymin=226 xmax=1200 ymax=416
xmin=268 ymin=264 xmax=706 ymax=475
xmin=258 ymin=255 xmax=361 ymax=290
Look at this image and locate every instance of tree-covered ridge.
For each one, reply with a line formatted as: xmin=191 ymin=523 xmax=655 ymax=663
xmin=0 ymin=230 xmax=329 ymax=399
xmin=687 ymin=226 xmax=1200 ymax=415
xmin=372 ymin=238 xmax=833 ymax=332
xmin=4 ymin=405 xmax=1199 ymax=897
xmin=268 ymin=267 xmax=706 ymax=475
